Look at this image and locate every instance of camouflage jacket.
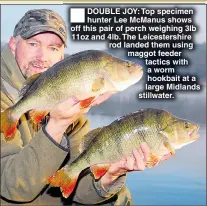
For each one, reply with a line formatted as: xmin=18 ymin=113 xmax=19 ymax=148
xmin=1 ymin=44 xmax=133 ymax=206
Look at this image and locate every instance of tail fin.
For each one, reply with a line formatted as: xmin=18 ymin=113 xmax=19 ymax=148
xmin=47 ymin=166 xmax=79 ymax=198
xmin=1 ymin=109 xmax=18 ymax=140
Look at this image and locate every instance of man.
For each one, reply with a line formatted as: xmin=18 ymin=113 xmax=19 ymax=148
xmin=1 ymin=9 xmax=150 ymax=205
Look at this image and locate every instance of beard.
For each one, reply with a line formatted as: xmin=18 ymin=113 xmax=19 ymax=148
xmin=21 ymin=60 xmax=51 ymax=78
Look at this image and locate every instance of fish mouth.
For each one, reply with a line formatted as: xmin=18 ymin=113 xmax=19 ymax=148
xmin=136 ymin=65 xmax=143 ymax=72
xmin=170 ymin=125 xmax=200 ymax=150
xmin=130 ymin=65 xmax=143 ymax=77
xmin=113 ymin=65 xmax=143 ymax=91
xmin=188 ymin=125 xmax=200 ymax=140
xmin=127 ymin=63 xmax=143 ymax=76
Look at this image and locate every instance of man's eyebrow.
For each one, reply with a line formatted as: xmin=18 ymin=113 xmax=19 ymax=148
xmin=26 ymin=38 xmax=63 ymax=47
xmin=27 ymin=38 xmax=40 ymax=43
xmin=49 ymin=43 xmax=63 ymax=47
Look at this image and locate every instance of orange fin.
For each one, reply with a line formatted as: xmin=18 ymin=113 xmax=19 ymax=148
xmin=1 ymin=109 xmax=18 ymax=140
xmin=80 ymin=96 xmax=96 ymax=108
xmin=47 ymin=167 xmax=79 ymax=199
xmin=90 ymin=164 xmax=111 ymax=179
xmin=47 ymin=168 xmax=67 ymax=187
xmin=164 ymin=142 xmax=175 ymax=156
xmin=61 ymin=176 xmax=78 ymax=198
xmin=29 ymin=110 xmax=49 ymax=124
xmin=146 ymin=152 xmax=160 ymax=168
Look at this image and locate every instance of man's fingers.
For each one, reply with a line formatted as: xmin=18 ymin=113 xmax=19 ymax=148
xmin=61 ymin=96 xmax=79 ymax=109
xmin=81 ymin=107 xmax=91 ymax=114
xmin=106 ymin=144 xmax=151 ymax=177
xmin=132 ymin=149 xmax=146 ymax=171
xmin=64 ymin=104 xmax=90 ymax=118
xmin=138 ymin=148 xmax=145 ymax=160
xmin=54 ymin=96 xmax=79 ymax=112
xmin=140 ymin=142 xmax=151 ymax=162
xmin=90 ymin=92 xmax=116 ymax=107
xmin=61 ymin=97 xmax=91 ymax=114
xmin=124 ymin=156 xmax=135 ymax=171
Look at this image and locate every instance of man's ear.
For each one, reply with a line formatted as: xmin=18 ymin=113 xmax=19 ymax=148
xmin=8 ymin=36 xmax=16 ymax=56
xmin=61 ymin=51 xmax=65 ymax=60
xmin=60 ymin=44 xmax=65 ymax=60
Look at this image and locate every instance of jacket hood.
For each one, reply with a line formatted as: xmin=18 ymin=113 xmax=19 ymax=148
xmin=1 ymin=44 xmax=26 ymax=92
xmin=1 ymin=44 xmax=26 ymax=101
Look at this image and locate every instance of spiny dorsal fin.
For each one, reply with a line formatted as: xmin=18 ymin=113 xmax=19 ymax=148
xmin=19 ymin=73 xmax=41 ymax=97
xmin=79 ymin=127 xmax=103 ymax=153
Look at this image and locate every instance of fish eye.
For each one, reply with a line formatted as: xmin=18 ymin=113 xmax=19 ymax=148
xmin=126 ymin=62 xmax=132 ymax=67
xmin=184 ymin=122 xmax=189 ymax=128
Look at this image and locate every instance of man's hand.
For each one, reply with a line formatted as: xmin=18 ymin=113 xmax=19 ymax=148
xmin=100 ymin=143 xmax=150 ymax=189
xmin=45 ymin=97 xmax=91 ymax=143
xmin=90 ymin=92 xmax=117 ymax=107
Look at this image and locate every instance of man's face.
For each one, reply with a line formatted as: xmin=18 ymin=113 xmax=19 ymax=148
xmin=10 ymin=32 xmax=64 ymax=78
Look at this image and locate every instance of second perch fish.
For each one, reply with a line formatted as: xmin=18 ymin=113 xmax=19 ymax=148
xmin=47 ymin=108 xmax=200 ymax=198
xmin=1 ymin=50 xmax=143 ymax=140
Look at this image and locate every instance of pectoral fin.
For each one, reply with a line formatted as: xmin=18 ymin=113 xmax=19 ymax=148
xmin=90 ymin=164 xmax=111 ymax=179
xmin=164 ymin=142 xmax=176 ymax=156
xmin=80 ymin=96 xmax=96 ymax=108
xmin=159 ymin=131 xmax=175 ymax=156
xmin=146 ymin=152 xmax=160 ymax=168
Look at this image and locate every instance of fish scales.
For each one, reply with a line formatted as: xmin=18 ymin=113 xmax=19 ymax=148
xmin=11 ymin=52 xmax=103 ymax=115
xmin=74 ymin=113 xmax=162 ymax=169
xmin=67 ymin=109 xmax=190 ymax=171
xmin=1 ymin=49 xmax=144 ymax=140
xmin=47 ymin=108 xmax=200 ymax=199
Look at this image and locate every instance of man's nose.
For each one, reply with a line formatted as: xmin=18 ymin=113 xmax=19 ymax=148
xmin=36 ymin=47 xmax=48 ymax=62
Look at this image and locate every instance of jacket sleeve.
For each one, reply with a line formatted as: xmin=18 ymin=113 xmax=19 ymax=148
xmin=71 ymin=172 xmax=126 ymax=205
xmin=1 ymin=127 xmax=69 ymax=202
